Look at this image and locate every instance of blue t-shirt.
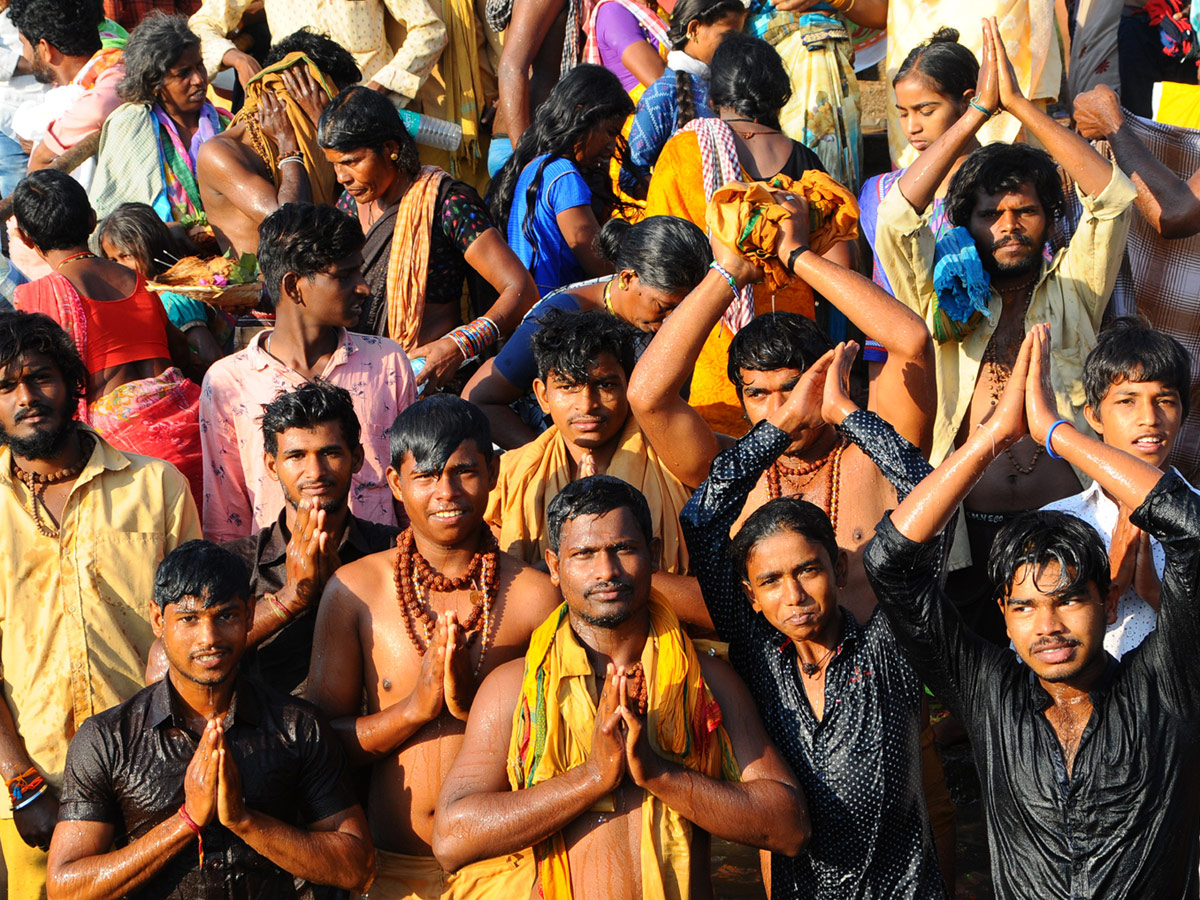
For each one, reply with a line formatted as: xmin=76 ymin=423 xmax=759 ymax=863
xmin=493 ymin=289 xmax=584 ymax=389
xmin=506 ymin=154 xmax=592 ymax=295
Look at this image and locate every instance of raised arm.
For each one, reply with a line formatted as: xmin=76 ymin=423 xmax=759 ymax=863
xmin=374 ymin=0 xmax=448 ymax=105
xmin=618 ymin=657 xmax=808 ymax=856
xmin=778 ymin=195 xmax=935 ymax=452
xmin=1074 ymin=85 xmax=1200 ymax=239
xmin=496 ymin=0 xmax=567 ymax=145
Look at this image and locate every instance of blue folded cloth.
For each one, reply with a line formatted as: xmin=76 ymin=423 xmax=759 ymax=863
xmin=931 ymin=226 xmax=993 ymax=343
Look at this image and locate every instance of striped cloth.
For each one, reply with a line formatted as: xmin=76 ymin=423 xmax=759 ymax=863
xmin=583 ymin=0 xmax=669 ymax=64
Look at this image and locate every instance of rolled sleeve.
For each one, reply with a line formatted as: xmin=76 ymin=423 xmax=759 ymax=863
xmin=873 ymin=184 xmax=937 ymax=321
xmin=188 ymin=0 xmax=247 ymax=80
xmin=375 ymin=0 xmax=447 ymax=103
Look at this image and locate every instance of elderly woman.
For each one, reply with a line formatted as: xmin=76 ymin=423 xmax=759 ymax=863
xmin=318 ymin=85 xmax=539 ymax=390
xmin=88 ymin=12 xmax=229 ymax=230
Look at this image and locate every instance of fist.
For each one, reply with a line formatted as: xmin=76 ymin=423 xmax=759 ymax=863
xmin=1073 ymin=85 xmax=1124 ymax=141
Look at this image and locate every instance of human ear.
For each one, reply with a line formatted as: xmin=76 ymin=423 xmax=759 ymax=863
xmin=834 ymin=549 xmax=848 ymax=589
xmin=532 ymin=377 xmax=551 ymax=414
xmin=545 ymin=549 xmax=561 ymax=585
xmin=1083 ymin=402 xmax=1104 ymax=436
xmin=1105 ymin=582 xmax=1120 ymax=626
xmin=385 ymin=464 xmax=404 ymax=502
xmin=151 ymin=603 xmax=165 ymax=639
xmin=740 ymin=579 xmax=762 ymax=613
xmin=281 ymin=271 xmax=301 ymax=304
xmin=351 ymin=444 xmax=365 ymax=475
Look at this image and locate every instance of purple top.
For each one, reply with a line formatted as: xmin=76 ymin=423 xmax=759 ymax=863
xmin=596 ymin=3 xmax=656 ymax=92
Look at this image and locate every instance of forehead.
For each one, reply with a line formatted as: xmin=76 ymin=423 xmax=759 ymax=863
xmin=275 ymin=420 xmax=349 ymax=452
xmin=0 ymin=351 xmax=59 ymax=381
xmin=317 ymin=251 xmax=365 ymax=277
xmin=973 ymin=182 xmax=1042 ymax=211
xmin=1100 ymin=378 xmax=1181 ymax=402
xmin=168 ymin=45 xmax=203 ymax=70
xmin=559 ymin=507 xmax=647 ymax=550
xmin=168 ymin=593 xmax=244 ymax=614
xmin=548 ymin=351 xmax=626 ymax=384
xmin=739 ymin=366 xmax=802 ymax=391
xmin=893 ymin=73 xmax=951 ymax=106
xmin=1005 ymin=560 xmax=1100 ymax=602
xmin=400 ymin=439 xmax=487 ymax=476
xmin=745 ymin=529 xmax=831 ymax=575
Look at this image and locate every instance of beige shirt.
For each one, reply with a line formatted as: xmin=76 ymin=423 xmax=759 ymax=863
xmin=190 ymin=0 xmax=447 ymax=103
xmin=0 ymin=430 xmax=201 ymax=812
xmin=875 ymin=162 xmax=1138 ymax=465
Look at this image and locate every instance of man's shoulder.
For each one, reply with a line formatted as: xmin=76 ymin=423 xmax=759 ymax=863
xmin=100 ymin=441 xmax=191 ymax=494
xmin=77 ymin=680 xmax=162 ymax=740
xmin=202 ymin=344 xmax=259 ymax=391
xmin=330 ymin=544 xmax=396 ymax=599
xmin=343 ymin=332 xmax=413 ymax=371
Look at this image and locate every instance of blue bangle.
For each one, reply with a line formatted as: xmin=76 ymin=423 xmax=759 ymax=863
xmin=969 ymin=99 xmax=995 ymax=117
xmin=1045 ymin=418 xmax=1071 ymax=460
xmin=709 ymin=261 xmax=739 ymax=298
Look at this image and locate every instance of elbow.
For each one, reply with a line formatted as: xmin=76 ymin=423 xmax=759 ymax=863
xmin=345 ymin=846 xmax=377 ymax=894
xmin=770 ymin=802 xmax=812 ymax=857
xmin=626 ymin=373 xmax=668 ymax=415
xmin=1158 ymin=208 xmax=1200 ymax=240
xmin=431 ymin=809 xmax=475 ymax=874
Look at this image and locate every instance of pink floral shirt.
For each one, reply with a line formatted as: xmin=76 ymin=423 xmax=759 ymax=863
xmin=199 ymin=328 xmax=417 ymax=541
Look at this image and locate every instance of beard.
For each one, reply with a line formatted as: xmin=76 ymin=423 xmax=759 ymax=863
xmin=28 ymin=54 xmax=55 ymax=85
xmin=982 ymin=235 xmax=1042 ymax=279
xmin=0 ymin=411 xmax=74 ymax=460
xmin=574 ymin=581 xmax=637 ymax=629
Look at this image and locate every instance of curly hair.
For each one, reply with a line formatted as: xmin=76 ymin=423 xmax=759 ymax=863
xmin=117 ymin=13 xmax=201 ymax=105
xmin=260 ymin=380 xmax=362 ymax=456
xmin=0 ymin=310 xmax=90 ymax=410
xmin=708 ymin=34 xmax=791 ymax=131
xmin=265 ymin=29 xmax=362 ymax=91
xmin=727 ymin=312 xmax=833 ymax=397
xmin=8 ymin=0 xmax=102 ymax=57
xmin=318 ymin=85 xmax=420 ymax=179
xmin=531 ymin=307 xmax=637 ymax=384
xmin=256 ymin=203 xmax=365 ymax=309
xmin=945 ymin=142 xmax=1068 ymax=229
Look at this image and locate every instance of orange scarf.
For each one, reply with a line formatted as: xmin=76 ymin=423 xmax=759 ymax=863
xmin=385 ymin=166 xmax=450 ymax=353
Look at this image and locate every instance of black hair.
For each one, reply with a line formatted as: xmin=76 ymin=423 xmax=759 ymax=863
xmin=256 ymin=203 xmax=364 ymax=309
xmin=264 ymin=29 xmax=362 ymax=90
xmin=666 ymin=0 xmax=744 ymax=129
xmin=945 ymin=142 xmax=1068 ymax=229
xmin=96 ymin=203 xmax=179 ymax=276
xmin=387 ymin=394 xmax=495 ymax=474
xmin=546 ymin=474 xmax=654 ymax=553
xmin=727 ymin=312 xmax=833 ymax=397
xmin=9 ymin=0 xmax=102 ymax=58
xmin=318 ymin=85 xmax=420 ymax=179
xmin=596 ymin=215 xmax=712 ymax=297
xmin=531 ymin=307 xmax=637 ymax=384
xmin=153 ymin=540 xmax=251 ymax=611
xmin=0 ymin=310 xmax=89 ymax=409
xmin=487 ymin=64 xmax=634 ymax=254
xmin=893 ymin=27 xmax=979 ymax=100
xmin=12 ymin=170 xmax=94 ymax=252
xmin=117 ymin=12 xmax=200 ymax=104
xmin=729 ymin=496 xmax=839 ymax=582
xmin=988 ymin=511 xmax=1110 ymax=603
xmin=707 ymin=34 xmax=790 ymax=131
xmin=1083 ymin=316 xmax=1192 ymax=419
xmin=260 ymin=380 xmax=362 ymax=457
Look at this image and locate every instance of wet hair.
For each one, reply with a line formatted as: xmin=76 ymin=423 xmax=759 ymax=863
xmin=707 ymin=34 xmax=790 ymax=131
xmin=264 ymin=29 xmax=362 ymax=90
xmin=153 ymin=540 xmax=251 ymax=611
xmin=12 ymin=170 xmax=94 ymax=252
xmin=729 ymin=497 xmax=839 ymax=582
xmin=531 ymin=308 xmax=637 ymax=384
xmin=596 ymin=216 xmax=712 ymax=297
xmin=945 ymin=142 xmax=1068 ymax=229
xmin=260 ymin=380 xmax=362 ymax=457
xmin=117 ymin=12 xmax=200 ymax=104
xmin=546 ymin=474 xmax=654 ymax=553
xmin=988 ymin=510 xmax=1110 ymax=604
xmin=893 ymin=27 xmax=979 ymax=100
xmin=1083 ymin=316 xmax=1192 ymax=419
xmin=0 ymin=310 xmax=89 ymax=409
xmin=487 ymin=64 xmax=634 ymax=252
xmin=727 ymin=312 xmax=833 ymax=398
xmin=318 ymin=85 xmax=420 ymax=179
xmin=666 ymin=0 xmax=744 ymax=129
xmin=9 ymin=0 xmax=102 ymax=58
xmin=256 ymin=203 xmax=364 ymax=309
xmin=387 ymin=394 xmax=495 ymax=474
xmin=95 ymin=203 xmax=179 ymax=277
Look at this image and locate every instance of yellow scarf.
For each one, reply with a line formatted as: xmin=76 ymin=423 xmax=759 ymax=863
xmin=484 ymin=415 xmax=691 ymax=573
xmin=507 ymin=597 xmax=740 ymax=900
xmin=232 ymin=52 xmax=340 ymax=207
xmin=384 ymin=165 xmax=450 ymax=353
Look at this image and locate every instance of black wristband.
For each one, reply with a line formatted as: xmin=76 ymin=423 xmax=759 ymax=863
xmin=787 ymin=244 xmax=810 ymax=273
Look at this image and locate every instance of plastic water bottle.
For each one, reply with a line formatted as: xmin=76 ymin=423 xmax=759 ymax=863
xmin=398 ymin=109 xmax=463 ymax=153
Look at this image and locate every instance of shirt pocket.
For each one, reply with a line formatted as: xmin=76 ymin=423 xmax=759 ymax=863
xmin=321 ymin=0 xmax=384 ymax=53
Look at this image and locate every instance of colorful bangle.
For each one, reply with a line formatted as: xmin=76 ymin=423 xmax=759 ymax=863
xmin=447 ymin=316 xmax=500 ymax=361
xmin=709 ymin=261 xmax=739 ymax=299
xmin=969 ymin=99 xmax=995 ymax=118
xmin=1044 ymin=418 xmax=1071 ymax=460
xmin=263 ymin=592 xmax=293 ymax=624
xmin=179 ymin=804 xmax=205 ymax=867
xmin=6 ymin=766 xmax=41 ymax=805
xmin=12 ymin=784 xmax=47 ymax=811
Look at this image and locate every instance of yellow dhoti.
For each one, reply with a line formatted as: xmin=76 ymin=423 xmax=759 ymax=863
xmin=358 ymin=848 xmax=536 ymax=900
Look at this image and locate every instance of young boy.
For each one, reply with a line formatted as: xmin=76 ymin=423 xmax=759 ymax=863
xmin=1042 ymin=317 xmax=1191 ymax=658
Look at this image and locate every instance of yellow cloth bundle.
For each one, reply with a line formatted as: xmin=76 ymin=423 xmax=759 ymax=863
xmin=706 ymin=171 xmax=860 ymax=291
xmin=506 ymin=597 xmax=740 ymax=900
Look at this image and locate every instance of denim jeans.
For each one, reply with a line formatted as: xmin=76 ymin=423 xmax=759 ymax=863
xmin=0 ymin=130 xmax=28 ymax=198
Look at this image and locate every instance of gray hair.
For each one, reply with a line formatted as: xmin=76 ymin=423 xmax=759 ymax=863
xmin=117 ymin=12 xmax=201 ymax=105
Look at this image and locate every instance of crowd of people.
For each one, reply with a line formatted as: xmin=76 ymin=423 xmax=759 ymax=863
xmin=0 ymin=0 xmax=1198 ymax=898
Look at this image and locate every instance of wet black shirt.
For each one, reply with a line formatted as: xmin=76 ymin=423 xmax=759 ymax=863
xmin=223 ymin=512 xmax=400 ymax=695
xmin=865 ymin=473 xmax=1200 ymax=900
xmin=680 ymin=413 xmax=946 ymax=900
xmin=59 ymin=676 xmax=358 ymax=900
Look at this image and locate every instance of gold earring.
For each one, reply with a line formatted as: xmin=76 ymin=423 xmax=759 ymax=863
xmin=390 ymin=152 xmax=399 ymax=160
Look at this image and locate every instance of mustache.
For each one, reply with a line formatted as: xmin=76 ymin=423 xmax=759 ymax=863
xmin=992 ymin=235 xmax=1035 ymax=251
xmin=1029 ymin=637 xmax=1082 ymax=653
xmin=583 ymin=580 xmax=632 ymax=599
xmin=14 ymin=403 xmax=52 ymax=423
xmin=190 ymin=645 xmax=235 ymax=658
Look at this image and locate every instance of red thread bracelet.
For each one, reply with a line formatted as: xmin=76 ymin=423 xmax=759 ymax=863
xmin=179 ymin=804 xmax=204 ymax=867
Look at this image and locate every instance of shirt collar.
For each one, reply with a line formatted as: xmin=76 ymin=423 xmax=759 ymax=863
xmin=150 ymin=674 xmax=263 ymax=730
xmin=1026 ymin=653 xmax=1120 ymax=711
xmin=259 ymin=507 xmax=369 ymax=567
xmin=249 ymin=327 xmax=355 ymax=375
xmin=0 ymin=425 xmax=129 ymax=492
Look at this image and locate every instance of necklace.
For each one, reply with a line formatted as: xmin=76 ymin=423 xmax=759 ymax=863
xmin=994 ymin=271 xmax=1039 ymax=295
xmin=766 ymin=437 xmax=847 ymax=534
xmin=393 ymin=528 xmax=499 ymax=673
xmin=13 ymin=433 xmax=93 ymax=538
xmin=722 ymin=116 xmax=778 ymax=140
xmin=981 ymin=287 xmax=1041 ymax=474
xmin=55 ymin=251 xmax=96 ymax=271
xmin=799 ymin=643 xmax=837 ymax=678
